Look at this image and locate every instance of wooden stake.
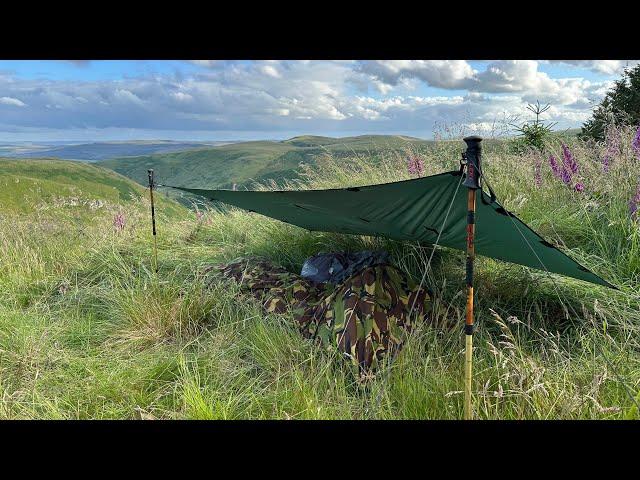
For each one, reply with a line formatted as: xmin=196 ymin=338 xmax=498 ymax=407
xmin=147 ymin=169 xmax=158 ymax=273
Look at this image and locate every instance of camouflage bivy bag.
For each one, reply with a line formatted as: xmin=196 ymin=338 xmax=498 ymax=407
xmin=215 ymin=257 xmax=431 ymax=375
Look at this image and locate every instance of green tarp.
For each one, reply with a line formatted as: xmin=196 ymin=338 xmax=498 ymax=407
xmin=168 ymin=170 xmax=614 ymax=288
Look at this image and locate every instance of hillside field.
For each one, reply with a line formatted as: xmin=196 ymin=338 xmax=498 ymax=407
xmin=101 ymin=135 xmax=436 ymax=190
xmin=0 ymin=140 xmax=231 ymax=162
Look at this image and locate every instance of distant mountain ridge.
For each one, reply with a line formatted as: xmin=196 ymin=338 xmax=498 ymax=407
xmin=100 ymin=135 xmax=433 ymax=191
xmin=0 ymin=140 xmax=237 ymax=162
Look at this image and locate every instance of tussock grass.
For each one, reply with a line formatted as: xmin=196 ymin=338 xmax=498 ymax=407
xmin=1 ymin=131 xmax=640 ymax=419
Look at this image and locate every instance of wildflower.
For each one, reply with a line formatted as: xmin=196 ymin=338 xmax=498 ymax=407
xmin=406 ymin=156 xmax=425 ymax=176
xmin=561 ymin=143 xmax=578 ymax=174
xmin=549 ymin=155 xmax=561 ymax=178
xmin=574 ymin=182 xmax=585 ymax=193
xmin=551 ymin=151 xmax=573 ymax=185
xmin=633 ymin=126 xmax=640 ymax=159
xmin=534 ymin=157 xmax=542 ymax=188
xmin=113 ymin=212 xmax=125 ymax=232
xmin=196 ymin=210 xmax=204 ymax=222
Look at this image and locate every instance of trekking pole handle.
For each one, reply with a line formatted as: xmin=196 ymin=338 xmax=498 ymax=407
xmin=463 ymin=136 xmax=482 ymax=190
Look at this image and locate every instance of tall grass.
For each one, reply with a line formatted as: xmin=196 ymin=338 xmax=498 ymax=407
xmin=1 ymin=129 xmax=639 ymax=419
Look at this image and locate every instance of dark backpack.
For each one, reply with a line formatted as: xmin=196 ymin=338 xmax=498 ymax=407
xmin=301 ymin=250 xmax=390 ymax=284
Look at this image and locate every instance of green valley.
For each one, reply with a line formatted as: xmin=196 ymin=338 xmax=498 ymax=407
xmin=101 ymin=135 xmax=433 ymax=189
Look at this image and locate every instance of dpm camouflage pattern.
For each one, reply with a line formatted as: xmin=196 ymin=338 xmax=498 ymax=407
xmin=215 ymin=257 xmax=431 ymax=375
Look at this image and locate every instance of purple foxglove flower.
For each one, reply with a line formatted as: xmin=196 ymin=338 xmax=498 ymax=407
xmin=561 ymin=168 xmax=572 ymax=185
xmin=574 ymin=182 xmax=584 ymax=192
xmin=407 ymin=156 xmax=425 ymax=176
xmin=633 ymin=126 xmax=640 ymax=159
xmin=113 ymin=212 xmax=126 ymax=232
xmin=549 ymin=155 xmax=561 ymax=178
xmin=562 ymin=144 xmax=578 ymax=174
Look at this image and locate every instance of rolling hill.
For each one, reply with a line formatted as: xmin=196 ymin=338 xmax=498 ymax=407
xmin=0 ymin=158 xmax=183 ymax=216
xmin=101 ymin=135 xmax=433 ymax=189
xmin=0 ymin=140 xmax=234 ymax=162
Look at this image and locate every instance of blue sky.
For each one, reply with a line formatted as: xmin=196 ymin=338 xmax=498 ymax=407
xmin=0 ymin=60 xmax=636 ymax=142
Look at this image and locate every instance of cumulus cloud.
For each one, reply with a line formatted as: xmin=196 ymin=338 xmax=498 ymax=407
xmin=358 ymin=60 xmax=476 ymax=89
xmin=0 ymin=96 xmax=26 ymax=107
xmin=359 ymin=60 xmax=611 ymax=105
xmin=355 ymin=60 xmax=613 ymax=124
xmin=549 ymin=60 xmax=640 ymax=75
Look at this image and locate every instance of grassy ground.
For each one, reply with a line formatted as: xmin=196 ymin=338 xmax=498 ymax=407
xmin=1 ymin=129 xmax=639 ymax=419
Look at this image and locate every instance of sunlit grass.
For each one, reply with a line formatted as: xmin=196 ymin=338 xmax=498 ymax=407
xmin=1 ymin=130 xmax=639 ymax=419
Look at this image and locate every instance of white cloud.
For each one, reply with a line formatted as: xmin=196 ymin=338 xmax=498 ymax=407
xmin=170 ymin=91 xmax=193 ymax=102
xmin=355 ymin=60 xmax=614 ymax=129
xmin=471 ymin=60 xmax=551 ymax=92
xmin=0 ymin=60 xmax=620 ymax=138
xmin=188 ymin=60 xmax=220 ymax=68
xmin=359 ymin=60 xmax=614 ymax=107
xmin=549 ymin=60 xmax=640 ymax=75
xmin=268 ymin=108 xmax=290 ymax=116
xmin=260 ymin=65 xmax=281 ymax=78
xmin=113 ymin=89 xmax=144 ymax=106
xmin=0 ymin=96 xmax=26 ymax=107
xmin=359 ymin=60 xmax=476 ymax=89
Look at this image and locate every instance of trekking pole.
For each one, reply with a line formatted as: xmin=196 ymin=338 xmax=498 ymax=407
xmin=462 ymin=135 xmax=482 ymax=420
xmin=147 ymin=169 xmax=159 ymax=273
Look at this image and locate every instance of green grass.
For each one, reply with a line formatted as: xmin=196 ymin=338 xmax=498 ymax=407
xmin=1 ymin=131 xmax=639 ymax=420
xmin=0 ymin=158 xmax=142 ymax=213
